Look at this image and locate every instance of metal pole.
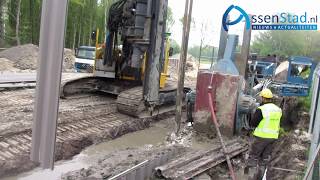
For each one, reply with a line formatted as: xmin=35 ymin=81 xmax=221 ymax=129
xmin=198 ymin=40 xmax=202 ymax=69
xmin=143 ymin=0 xmax=166 ymax=107
xmin=210 ymin=46 xmax=215 ymax=69
xmin=240 ymin=17 xmax=252 ymax=79
xmin=308 ymin=67 xmax=320 ymax=134
xmin=307 ymin=70 xmax=320 ymax=180
xmin=217 ymin=16 xmax=229 ymax=61
xmin=175 ymin=0 xmax=193 ymax=134
xmin=304 ymin=144 xmax=320 ymax=180
xmin=30 ymin=0 xmax=68 ymax=169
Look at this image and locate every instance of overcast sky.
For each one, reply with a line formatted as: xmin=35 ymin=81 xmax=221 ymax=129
xmin=168 ymin=0 xmax=320 ymax=47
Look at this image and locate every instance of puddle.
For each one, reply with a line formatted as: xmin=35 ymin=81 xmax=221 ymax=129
xmin=3 ymin=119 xmax=213 ymax=180
xmin=2 ymin=120 xmax=173 ymax=180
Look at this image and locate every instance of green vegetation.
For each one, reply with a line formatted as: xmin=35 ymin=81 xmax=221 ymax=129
xmin=0 ymin=0 xmax=175 ymax=49
xmin=188 ymin=45 xmax=216 ymax=60
xmin=170 ymin=39 xmax=181 ymax=55
xmin=251 ymin=31 xmax=320 ymax=61
xmin=0 ymin=0 xmax=113 ymax=48
xmin=298 ymin=92 xmax=312 ymax=111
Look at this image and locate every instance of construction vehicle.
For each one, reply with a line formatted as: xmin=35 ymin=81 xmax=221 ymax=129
xmin=248 ymin=55 xmax=317 ymax=97
xmin=270 ymin=56 xmax=316 ymax=97
xmin=247 ymin=54 xmax=277 ymax=80
xmin=61 ymin=0 xmax=186 ymax=117
xmin=74 ymin=46 xmax=96 ymax=72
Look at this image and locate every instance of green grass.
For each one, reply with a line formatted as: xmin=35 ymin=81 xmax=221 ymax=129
xmin=298 ymin=92 xmax=312 ymax=111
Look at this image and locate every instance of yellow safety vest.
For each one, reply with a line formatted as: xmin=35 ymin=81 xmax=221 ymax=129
xmin=253 ymin=103 xmax=282 ymax=139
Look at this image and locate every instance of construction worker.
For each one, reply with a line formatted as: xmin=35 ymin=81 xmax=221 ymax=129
xmin=245 ymin=88 xmax=282 ymax=179
xmin=186 ymin=89 xmax=196 ymax=127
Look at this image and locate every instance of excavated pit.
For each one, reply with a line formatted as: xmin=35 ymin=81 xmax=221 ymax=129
xmin=0 ymin=87 xmax=175 ymax=178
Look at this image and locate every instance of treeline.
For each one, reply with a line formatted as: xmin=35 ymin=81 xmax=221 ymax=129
xmin=0 ymin=0 xmax=41 ymax=47
xmin=188 ymin=45 xmax=216 ymax=60
xmin=0 ymin=0 xmax=114 ymax=49
xmin=0 ymin=0 xmax=177 ymax=50
xmin=251 ymin=31 xmax=320 ymax=61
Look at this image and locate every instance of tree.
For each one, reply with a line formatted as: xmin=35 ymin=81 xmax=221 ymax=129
xmin=166 ymin=7 xmax=174 ymax=32
xmin=0 ymin=0 xmax=5 ymax=47
xmin=252 ymin=31 xmax=320 ymax=61
xmin=170 ymin=39 xmax=180 ymax=55
xmin=15 ymin=0 xmax=21 ymax=45
xmin=198 ymin=21 xmax=209 ymax=61
xmin=188 ymin=45 xmax=215 ymax=59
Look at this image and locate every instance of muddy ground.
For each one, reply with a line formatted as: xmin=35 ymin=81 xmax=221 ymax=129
xmin=60 ymin=119 xmax=235 ymax=180
xmin=0 ymin=87 xmax=178 ymax=177
xmin=58 ymin=112 xmax=248 ymax=180
xmin=60 ymin=109 xmax=312 ymax=180
xmin=0 ymin=45 xmax=312 ymax=179
xmin=62 ymin=145 xmax=189 ymax=180
xmin=0 ymin=85 xmax=311 ymax=180
xmin=268 ymin=111 xmax=310 ymax=180
xmin=0 ymin=88 xmax=114 ymax=136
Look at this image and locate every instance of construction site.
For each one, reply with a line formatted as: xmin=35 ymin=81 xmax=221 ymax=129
xmin=1 ymin=0 xmax=320 ymax=180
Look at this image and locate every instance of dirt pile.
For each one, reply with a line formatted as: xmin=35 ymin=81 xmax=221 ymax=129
xmin=0 ymin=58 xmax=20 ymax=72
xmin=0 ymin=44 xmax=75 ymax=72
xmin=169 ymin=53 xmax=199 ymax=86
xmin=0 ymin=44 xmax=38 ymax=70
xmin=63 ymin=48 xmax=75 ymax=72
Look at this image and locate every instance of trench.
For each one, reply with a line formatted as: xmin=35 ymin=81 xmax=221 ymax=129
xmin=3 ymin=116 xmax=215 ymax=180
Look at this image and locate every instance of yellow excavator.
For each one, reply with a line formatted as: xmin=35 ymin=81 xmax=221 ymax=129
xmin=61 ymin=0 xmax=186 ymax=117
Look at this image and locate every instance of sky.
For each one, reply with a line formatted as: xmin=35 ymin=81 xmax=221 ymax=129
xmin=168 ymin=0 xmax=320 ymax=47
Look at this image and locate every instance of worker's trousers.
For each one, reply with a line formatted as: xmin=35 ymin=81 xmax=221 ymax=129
xmin=186 ymin=101 xmax=194 ymax=123
xmin=247 ymin=136 xmax=276 ymax=167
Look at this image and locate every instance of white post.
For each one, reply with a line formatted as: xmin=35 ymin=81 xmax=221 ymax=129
xmin=30 ymin=0 xmax=68 ymax=169
xmin=307 ymin=69 xmax=320 ymax=179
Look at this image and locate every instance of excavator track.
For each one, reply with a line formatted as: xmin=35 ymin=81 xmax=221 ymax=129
xmin=61 ymin=76 xmax=190 ymax=118
xmin=116 ymin=87 xmax=145 ymax=117
xmin=117 ymin=83 xmax=190 ymax=118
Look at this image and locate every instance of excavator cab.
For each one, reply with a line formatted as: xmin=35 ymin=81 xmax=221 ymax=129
xmin=277 ymin=56 xmax=316 ymax=97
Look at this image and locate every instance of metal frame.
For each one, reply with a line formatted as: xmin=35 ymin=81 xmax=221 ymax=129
xmin=240 ymin=16 xmax=252 ymax=78
xmin=143 ymin=0 xmax=166 ymax=106
xmin=307 ymin=67 xmax=320 ymax=179
xmin=308 ymin=65 xmax=320 ymax=133
xmin=30 ymin=0 xmax=68 ymax=169
xmin=217 ymin=16 xmax=229 ymax=61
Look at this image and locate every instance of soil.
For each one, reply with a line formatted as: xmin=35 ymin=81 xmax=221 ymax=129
xmin=0 ymin=58 xmax=20 ymax=72
xmin=62 ymin=145 xmax=189 ymax=180
xmin=0 ymin=44 xmax=75 ymax=72
xmin=169 ymin=53 xmax=199 ymax=87
xmin=0 ymin=89 xmax=114 ymax=136
xmin=268 ymin=111 xmax=311 ymax=180
xmin=0 ymin=50 xmax=312 ymax=179
xmin=2 ymin=87 xmax=309 ymax=180
xmin=204 ymin=110 xmax=311 ymax=180
xmin=60 ymin=117 xmax=243 ymax=180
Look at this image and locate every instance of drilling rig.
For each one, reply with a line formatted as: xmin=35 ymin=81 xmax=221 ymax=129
xmin=62 ymin=0 xmax=188 ymax=117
